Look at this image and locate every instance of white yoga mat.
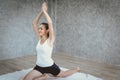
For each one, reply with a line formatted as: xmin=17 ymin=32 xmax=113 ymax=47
xmin=0 ymin=67 xmax=102 ymax=80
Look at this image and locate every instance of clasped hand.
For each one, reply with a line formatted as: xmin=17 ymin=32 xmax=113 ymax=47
xmin=42 ymin=2 xmax=47 ymax=12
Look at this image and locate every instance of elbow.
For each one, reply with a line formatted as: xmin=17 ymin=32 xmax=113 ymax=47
xmin=48 ymin=21 xmax=53 ymax=25
xmin=32 ymin=21 xmax=35 ymax=24
xmin=32 ymin=22 xmax=36 ymax=26
xmin=47 ymin=19 xmax=53 ymax=24
xmin=32 ymin=22 xmax=37 ymax=28
xmin=48 ymin=23 xmax=53 ymax=27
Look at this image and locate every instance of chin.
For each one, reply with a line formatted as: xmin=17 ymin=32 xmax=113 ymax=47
xmin=40 ymin=34 xmax=43 ymax=36
xmin=39 ymin=33 xmax=42 ymax=35
xmin=39 ymin=34 xmax=42 ymax=36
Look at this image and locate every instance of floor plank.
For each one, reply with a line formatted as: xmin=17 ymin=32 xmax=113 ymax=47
xmin=0 ymin=53 xmax=119 ymax=80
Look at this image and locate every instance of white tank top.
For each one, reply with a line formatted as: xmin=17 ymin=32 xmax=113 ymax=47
xmin=36 ymin=38 xmax=54 ymax=67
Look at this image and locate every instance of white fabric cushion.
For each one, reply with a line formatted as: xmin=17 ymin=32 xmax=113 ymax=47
xmin=0 ymin=67 xmax=102 ymax=80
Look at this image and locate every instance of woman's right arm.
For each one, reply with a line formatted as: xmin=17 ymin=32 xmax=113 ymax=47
xmin=32 ymin=10 xmax=43 ymax=39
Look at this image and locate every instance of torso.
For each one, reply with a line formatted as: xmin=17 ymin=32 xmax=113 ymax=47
xmin=36 ymin=38 xmax=54 ymax=67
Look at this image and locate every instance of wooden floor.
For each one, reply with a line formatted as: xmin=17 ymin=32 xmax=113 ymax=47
xmin=0 ymin=53 xmax=120 ymax=80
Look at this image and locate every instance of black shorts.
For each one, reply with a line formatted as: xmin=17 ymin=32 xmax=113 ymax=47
xmin=33 ymin=63 xmax=61 ymax=76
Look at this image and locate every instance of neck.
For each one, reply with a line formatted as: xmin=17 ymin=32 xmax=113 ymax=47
xmin=41 ymin=35 xmax=48 ymax=41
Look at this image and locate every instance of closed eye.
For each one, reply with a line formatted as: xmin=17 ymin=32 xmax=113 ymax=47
xmin=39 ymin=27 xmax=43 ymax=30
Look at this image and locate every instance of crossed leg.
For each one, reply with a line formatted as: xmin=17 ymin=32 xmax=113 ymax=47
xmin=32 ymin=67 xmax=80 ymax=80
xmin=23 ymin=70 xmax=47 ymax=80
xmin=33 ymin=74 xmax=57 ymax=80
xmin=23 ymin=67 xmax=80 ymax=80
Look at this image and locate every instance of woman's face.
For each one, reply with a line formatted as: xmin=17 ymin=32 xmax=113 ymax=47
xmin=38 ymin=24 xmax=47 ymax=36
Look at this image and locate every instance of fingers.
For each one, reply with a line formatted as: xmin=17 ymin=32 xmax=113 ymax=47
xmin=42 ymin=1 xmax=47 ymax=6
xmin=42 ymin=2 xmax=47 ymax=11
xmin=44 ymin=0 xmax=47 ymax=2
xmin=43 ymin=2 xmax=47 ymax=8
xmin=42 ymin=2 xmax=47 ymax=7
xmin=42 ymin=6 xmax=47 ymax=11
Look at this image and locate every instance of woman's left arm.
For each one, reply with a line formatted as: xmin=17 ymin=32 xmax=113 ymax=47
xmin=42 ymin=2 xmax=55 ymax=44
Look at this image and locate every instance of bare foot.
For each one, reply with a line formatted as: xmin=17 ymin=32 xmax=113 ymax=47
xmin=44 ymin=74 xmax=57 ymax=80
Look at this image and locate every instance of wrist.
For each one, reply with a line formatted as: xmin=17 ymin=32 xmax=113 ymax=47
xmin=43 ymin=10 xmax=47 ymax=13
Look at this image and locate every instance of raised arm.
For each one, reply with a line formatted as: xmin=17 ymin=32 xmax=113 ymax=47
xmin=32 ymin=10 xmax=43 ymax=39
xmin=42 ymin=2 xmax=55 ymax=44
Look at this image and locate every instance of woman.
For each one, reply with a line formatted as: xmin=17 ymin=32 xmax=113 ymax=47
xmin=23 ymin=2 xmax=80 ymax=80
